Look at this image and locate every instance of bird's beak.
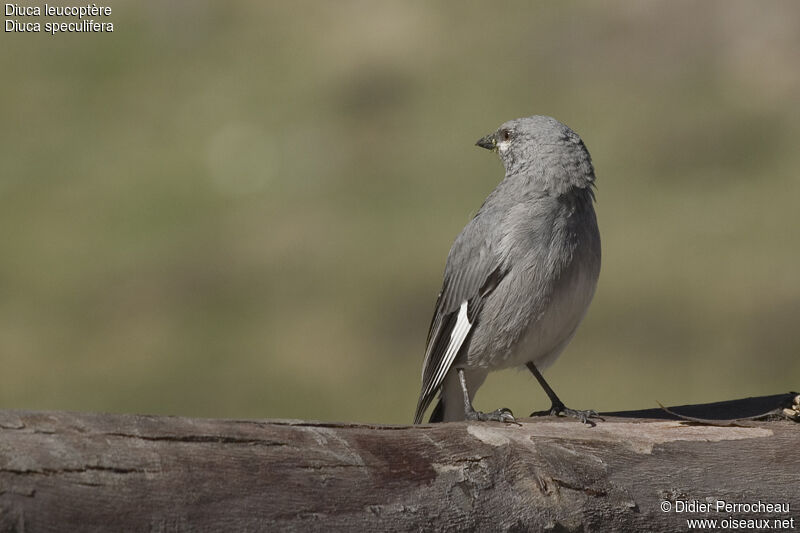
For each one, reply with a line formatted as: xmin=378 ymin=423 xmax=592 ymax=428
xmin=475 ymin=133 xmax=497 ymax=151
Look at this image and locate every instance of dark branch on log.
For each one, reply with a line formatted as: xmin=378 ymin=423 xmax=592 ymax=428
xmin=1 ymin=393 xmax=798 ymax=532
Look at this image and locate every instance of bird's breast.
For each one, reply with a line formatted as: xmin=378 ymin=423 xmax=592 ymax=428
xmin=509 ymin=257 xmax=598 ymax=369
xmin=469 ymin=218 xmax=600 ymax=370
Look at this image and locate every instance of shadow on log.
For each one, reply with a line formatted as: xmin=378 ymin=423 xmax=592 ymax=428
xmin=1 ymin=393 xmax=798 ymax=532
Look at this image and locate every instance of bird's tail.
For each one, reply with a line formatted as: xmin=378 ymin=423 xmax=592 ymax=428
xmin=428 ymin=397 xmax=444 ymax=423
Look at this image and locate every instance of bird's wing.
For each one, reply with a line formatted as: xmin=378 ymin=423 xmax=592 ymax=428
xmin=414 ymin=221 xmax=506 ymax=424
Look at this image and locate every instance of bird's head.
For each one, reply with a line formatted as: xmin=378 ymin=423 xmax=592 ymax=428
xmin=476 ymin=115 xmax=595 ymax=194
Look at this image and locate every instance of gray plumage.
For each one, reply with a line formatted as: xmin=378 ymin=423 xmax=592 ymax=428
xmin=414 ymin=115 xmax=600 ymax=424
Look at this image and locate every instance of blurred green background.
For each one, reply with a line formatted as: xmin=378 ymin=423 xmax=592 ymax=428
xmin=1 ymin=1 xmax=799 ymax=424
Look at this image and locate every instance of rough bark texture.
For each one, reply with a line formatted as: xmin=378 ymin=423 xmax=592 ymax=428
xmin=1 ymin=394 xmax=798 ymax=532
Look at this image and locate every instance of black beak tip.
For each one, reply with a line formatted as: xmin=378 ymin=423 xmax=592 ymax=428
xmin=475 ymin=135 xmax=496 ymax=150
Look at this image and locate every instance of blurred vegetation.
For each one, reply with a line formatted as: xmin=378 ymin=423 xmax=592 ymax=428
xmin=1 ymin=1 xmax=799 ymax=424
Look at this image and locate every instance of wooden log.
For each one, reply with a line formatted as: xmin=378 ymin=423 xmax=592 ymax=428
xmin=1 ymin=393 xmax=798 ymax=532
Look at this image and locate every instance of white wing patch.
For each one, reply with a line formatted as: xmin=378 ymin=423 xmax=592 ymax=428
xmin=426 ymin=300 xmax=472 ymax=398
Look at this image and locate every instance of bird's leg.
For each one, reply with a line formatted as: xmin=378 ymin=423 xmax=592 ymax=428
xmin=526 ymin=362 xmax=603 ymax=426
xmin=458 ymin=368 xmax=518 ymax=424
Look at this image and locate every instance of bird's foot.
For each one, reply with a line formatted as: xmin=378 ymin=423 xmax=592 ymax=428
xmin=530 ymin=401 xmax=603 ymax=427
xmin=465 ymin=407 xmax=520 ymax=425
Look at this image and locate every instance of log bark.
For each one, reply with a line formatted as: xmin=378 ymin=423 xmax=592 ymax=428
xmin=1 ymin=393 xmax=798 ymax=532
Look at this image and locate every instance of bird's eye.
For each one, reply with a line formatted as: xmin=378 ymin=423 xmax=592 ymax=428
xmin=501 ymin=129 xmax=512 ymax=141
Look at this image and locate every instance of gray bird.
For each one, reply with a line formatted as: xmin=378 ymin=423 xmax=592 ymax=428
xmin=414 ymin=115 xmax=601 ymax=424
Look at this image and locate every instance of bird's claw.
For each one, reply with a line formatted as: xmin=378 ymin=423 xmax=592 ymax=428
xmin=530 ymin=403 xmax=603 ymax=427
xmin=466 ymin=407 xmax=520 ymax=425
xmin=563 ymin=408 xmax=603 ymax=426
